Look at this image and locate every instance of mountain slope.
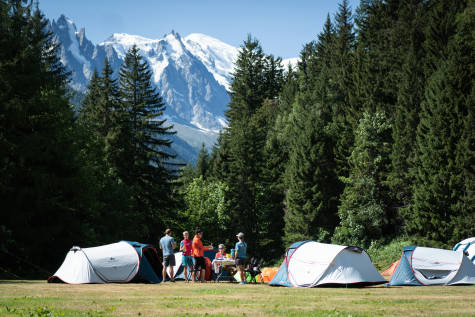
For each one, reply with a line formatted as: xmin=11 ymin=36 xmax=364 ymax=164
xmin=48 ymin=14 xmax=297 ymax=163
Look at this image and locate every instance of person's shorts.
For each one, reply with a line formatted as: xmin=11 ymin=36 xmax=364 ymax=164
xmin=235 ymin=257 xmax=247 ymax=266
xmin=182 ymin=255 xmax=193 ymax=267
xmin=163 ymin=254 xmax=175 ymax=267
xmin=193 ymin=256 xmax=205 ymax=271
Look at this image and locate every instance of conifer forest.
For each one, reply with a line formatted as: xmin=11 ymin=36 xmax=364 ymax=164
xmin=1 ymin=0 xmax=473 ymax=277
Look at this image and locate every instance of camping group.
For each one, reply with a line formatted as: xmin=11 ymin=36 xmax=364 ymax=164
xmin=49 ymin=235 xmax=475 ymax=287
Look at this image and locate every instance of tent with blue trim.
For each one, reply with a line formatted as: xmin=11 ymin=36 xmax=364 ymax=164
xmin=389 ymin=246 xmax=475 ymax=286
xmin=48 ymin=241 xmax=163 ymax=284
xmin=269 ymin=241 xmax=385 ymax=287
xmin=453 ymin=237 xmax=475 ymax=264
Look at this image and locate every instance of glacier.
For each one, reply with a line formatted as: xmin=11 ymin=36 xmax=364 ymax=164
xmin=48 ymin=14 xmax=297 ymax=163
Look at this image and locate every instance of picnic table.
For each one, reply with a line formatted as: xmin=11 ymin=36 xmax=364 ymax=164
xmin=212 ymin=258 xmax=236 ymax=282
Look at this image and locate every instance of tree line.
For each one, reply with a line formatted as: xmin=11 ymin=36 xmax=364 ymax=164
xmin=188 ymin=0 xmax=474 ymax=260
xmin=0 ymin=1 xmax=177 ymax=277
xmin=0 ymin=0 xmax=473 ymax=277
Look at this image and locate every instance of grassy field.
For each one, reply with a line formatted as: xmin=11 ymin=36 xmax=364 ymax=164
xmin=0 ymin=280 xmax=474 ymax=316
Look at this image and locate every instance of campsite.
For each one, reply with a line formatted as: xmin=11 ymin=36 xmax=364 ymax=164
xmin=2 ymin=0 xmax=474 ymax=315
xmin=1 ymin=239 xmax=472 ymax=315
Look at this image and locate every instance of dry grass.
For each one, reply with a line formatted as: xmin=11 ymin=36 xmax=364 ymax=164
xmin=0 ymin=280 xmax=474 ymax=316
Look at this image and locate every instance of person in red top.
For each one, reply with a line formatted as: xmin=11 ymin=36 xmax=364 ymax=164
xmin=191 ymin=228 xmax=212 ymax=283
xmin=215 ymin=244 xmax=226 ymax=258
xmin=179 ymin=231 xmax=193 ymax=282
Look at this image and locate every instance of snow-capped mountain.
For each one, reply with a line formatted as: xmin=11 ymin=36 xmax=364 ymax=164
xmin=48 ymin=14 xmax=297 ymax=162
xmin=184 ymin=33 xmax=238 ymax=91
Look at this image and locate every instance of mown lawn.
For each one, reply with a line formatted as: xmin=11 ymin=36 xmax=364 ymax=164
xmin=0 ymin=280 xmax=474 ymax=316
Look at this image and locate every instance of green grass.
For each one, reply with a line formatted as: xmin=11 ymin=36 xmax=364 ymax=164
xmin=0 ymin=280 xmax=474 ymax=316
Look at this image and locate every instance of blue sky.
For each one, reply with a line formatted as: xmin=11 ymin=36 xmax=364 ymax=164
xmin=39 ymin=0 xmax=360 ymax=59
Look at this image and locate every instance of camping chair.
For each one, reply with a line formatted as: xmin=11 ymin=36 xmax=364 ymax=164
xmin=245 ymin=257 xmax=264 ymax=283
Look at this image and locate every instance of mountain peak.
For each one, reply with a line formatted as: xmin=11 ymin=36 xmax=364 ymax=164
xmin=55 ymin=14 xmax=76 ymax=30
xmin=104 ymin=33 xmax=155 ymax=45
xmin=184 ymin=33 xmax=239 ymax=90
xmin=166 ymin=29 xmax=181 ymax=39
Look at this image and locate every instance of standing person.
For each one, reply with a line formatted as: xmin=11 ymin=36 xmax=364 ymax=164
xmin=159 ymin=228 xmax=177 ymax=282
xmin=180 ymin=231 xmax=193 ymax=282
xmin=234 ymin=232 xmax=248 ymax=285
xmin=192 ymin=228 xmax=213 ymax=283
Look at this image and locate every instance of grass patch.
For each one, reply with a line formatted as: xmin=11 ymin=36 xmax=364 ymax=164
xmin=0 ymin=280 xmax=473 ymax=316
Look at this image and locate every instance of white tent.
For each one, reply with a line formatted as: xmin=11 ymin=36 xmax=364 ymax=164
xmin=454 ymin=237 xmax=475 ymax=264
xmin=270 ymin=241 xmax=386 ymax=287
xmin=389 ymin=246 xmax=475 ymax=286
xmin=48 ymin=241 xmax=162 ymax=284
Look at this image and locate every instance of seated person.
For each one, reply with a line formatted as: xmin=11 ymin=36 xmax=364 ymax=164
xmin=213 ymin=244 xmax=236 ymax=280
xmin=216 ymin=244 xmax=226 ymax=258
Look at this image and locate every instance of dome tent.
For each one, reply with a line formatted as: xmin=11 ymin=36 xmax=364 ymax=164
xmin=389 ymin=246 xmax=475 ymax=286
xmin=48 ymin=241 xmax=163 ymax=284
xmin=269 ymin=241 xmax=386 ymax=287
xmin=453 ymin=237 xmax=475 ymax=264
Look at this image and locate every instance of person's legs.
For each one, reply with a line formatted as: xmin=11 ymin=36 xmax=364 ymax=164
xmin=200 ymin=268 xmax=205 ymax=282
xmin=169 ymin=266 xmax=175 ymax=281
xmin=169 ymin=255 xmax=176 ymax=281
xmin=162 ymin=255 xmax=169 ymax=282
xmin=239 ymin=265 xmax=245 ymax=283
xmin=184 ymin=266 xmax=188 ymax=282
xmin=162 ymin=265 xmax=167 ymax=282
xmin=192 ymin=257 xmax=198 ymax=282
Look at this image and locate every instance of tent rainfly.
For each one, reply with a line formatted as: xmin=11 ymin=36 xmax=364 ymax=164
xmin=269 ymin=241 xmax=386 ymax=287
xmin=453 ymin=237 xmax=475 ymax=264
xmin=389 ymin=246 xmax=475 ymax=286
xmin=48 ymin=241 xmax=163 ymax=284
xmin=381 ymin=259 xmax=400 ymax=277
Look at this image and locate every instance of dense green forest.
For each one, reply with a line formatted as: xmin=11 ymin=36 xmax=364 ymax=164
xmin=0 ymin=0 xmax=473 ymax=278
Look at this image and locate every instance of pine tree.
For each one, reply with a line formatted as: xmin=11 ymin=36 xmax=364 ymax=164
xmin=333 ymin=112 xmax=393 ymax=247
xmin=217 ymin=36 xmax=284 ymax=257
xmin=409 ymin=0 xmax=474 ymax=243
xmin=118 ymin=45 xmax=177 ymax=240
xmin=77 ymin=60 xmax=135 ymax=243
xmin=283 ymin=96 xmax=341 ymax=245
xmin=195 ymin=143 xmax=209 ymax=179
xmin=328 ymin=0 xmax=356 ymax=179
xmin=282 ymin=15 xmax=341 ymax=245
xmin=0 ymin=1 xmax=87 ymax=272
xmin=389 ymin=0 xmax=427 ymax=218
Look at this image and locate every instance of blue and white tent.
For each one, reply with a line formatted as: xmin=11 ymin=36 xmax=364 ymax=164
xmin=453 ymin=237 xmax=475 ymax=264
xmin=389 ymin=246 xmax=475 ymax=286
xmin=269 ymin=241 xmax=385 ymax=287
xmin=48 ymin=241 xmax=163 ymax=284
